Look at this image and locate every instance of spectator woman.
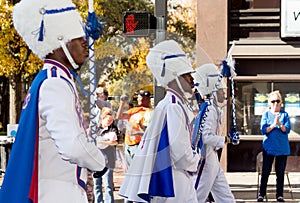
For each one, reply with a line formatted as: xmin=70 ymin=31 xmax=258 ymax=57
xmin=94 ymin=107 xmax=119 ymax=203
xmin=258 ymin=90 xmax=291 ymax=202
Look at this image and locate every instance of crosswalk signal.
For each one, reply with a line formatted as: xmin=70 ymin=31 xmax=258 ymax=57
xmin=123 ymin=11 xmax=156 ymax=37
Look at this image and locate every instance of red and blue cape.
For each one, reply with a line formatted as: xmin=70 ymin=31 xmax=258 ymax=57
xmin=0 ymin=70 xmax=48 ymax=203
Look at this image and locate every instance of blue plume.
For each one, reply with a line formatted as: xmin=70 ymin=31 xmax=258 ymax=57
xmin=85 ymin=12 xmax=104 ymax=40
xmin=221 ymin=60 xmax=231 ymax=77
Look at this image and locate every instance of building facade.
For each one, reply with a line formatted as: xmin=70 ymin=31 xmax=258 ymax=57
xmin=197 ymin=0 xmax=300 ymax=172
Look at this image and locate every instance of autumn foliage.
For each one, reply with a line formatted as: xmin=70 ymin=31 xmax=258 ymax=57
xmin=0 ymin=2 xmax=42 ymax=78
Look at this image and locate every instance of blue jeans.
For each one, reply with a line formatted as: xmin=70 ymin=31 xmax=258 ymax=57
xmin=94 ymin=168 xmax=114 ymax=203
xmin=258 ymin=149 xmax=287 ymax=197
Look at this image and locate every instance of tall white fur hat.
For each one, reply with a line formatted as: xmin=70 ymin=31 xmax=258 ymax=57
xmin=13 ymin=0 xmax=85 ymax=59
xmin=193 ymin=63 xmax=227 ymax=96
xmin=146 ymin=40 xmax=194 ymax=87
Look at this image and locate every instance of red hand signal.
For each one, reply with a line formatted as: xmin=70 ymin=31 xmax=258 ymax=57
xmin=125 ymin=14 xmax=139 ymax=34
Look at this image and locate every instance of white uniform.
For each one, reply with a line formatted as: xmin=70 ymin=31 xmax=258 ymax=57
xmin=196 ymin=102 xmax=235 ymax=203
xmin=38 ymin=60 xmax=106 ymax=203
xmin=119 ymin=88 xmax=199 ymax=203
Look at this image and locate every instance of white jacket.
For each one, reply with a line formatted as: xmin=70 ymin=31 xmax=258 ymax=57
xmin=119 ymin=88 xmax=199 ymax=203
xmin=38 ymin=60 xmax=106 ymax=203
xmin=196 ymin=102 xmax=235 ymax=203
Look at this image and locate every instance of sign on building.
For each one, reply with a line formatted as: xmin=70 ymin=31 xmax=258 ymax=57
xmin=254 ymin=93 xmax=268 ymax=115
xmin=281 ymin=0 xmax=300 ymax=38
xmin=284 ymin=93 xmax=300 ymax=117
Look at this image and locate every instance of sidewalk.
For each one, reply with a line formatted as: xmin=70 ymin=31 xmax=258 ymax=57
xmin=1 ymin=169 xmax=299 ymax=202
xmin=112 ymin=170 xmax=300 ymax=203
xmin=1 ymin=144 xmax=299 ymax=203
xmin=113 ymin=167 xmax=126 ymax=203
xmin=227 ymin=172 xmax=300 ymax=202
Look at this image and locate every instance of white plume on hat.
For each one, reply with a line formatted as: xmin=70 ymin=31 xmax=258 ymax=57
xmin=193 ymin=63 xmax=227 ymax=96
xmin=13 ymin=0 xmax=85 ymax=59
xmin=146 ymin=40 xmax=194 ymax=87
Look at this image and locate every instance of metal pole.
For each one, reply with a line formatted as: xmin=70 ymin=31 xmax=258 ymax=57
xmin=88 ymin=0 xmax=98 ymax=139
xmin=154 ymin=0 xmax=167 ymax=105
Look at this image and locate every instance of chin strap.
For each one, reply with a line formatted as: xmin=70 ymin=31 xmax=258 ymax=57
xmin=175 ymin=77 xmax=194 ymax=112
xmin=69 ymin=70 xmax=88 ymax=97
xmin=175 ymin=77 xmax=185 ymax=96
xmin=56 ymin=37 xmax=88 ymax=97
xmin=58 ymin=38 xmax=79 ymax=70
xmin=175 ymin=76 xmax=194 ymax=99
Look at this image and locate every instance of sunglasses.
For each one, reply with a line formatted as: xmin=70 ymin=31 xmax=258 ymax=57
xmin=271 ymin=100 xmax=280 ymax=104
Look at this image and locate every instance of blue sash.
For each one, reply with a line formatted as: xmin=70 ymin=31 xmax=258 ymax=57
xmin=146 ymin=119 xmax=174 ymax=201
xmin=191 ymin=100 xmax=209 ymax=189
xmin=192 ymin=100 xmax=209 ymax=151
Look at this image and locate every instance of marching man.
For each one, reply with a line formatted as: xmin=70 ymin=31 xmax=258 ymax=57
xmin=119 ymin=40 xmax=200 ymax=203
xmin=0 ymin=0 xmax=107 ymax=202
xmin=192 ymin=64 xmax=235 ymax=203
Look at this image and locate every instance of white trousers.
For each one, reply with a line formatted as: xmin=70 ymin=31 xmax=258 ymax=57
xmin=196 ymin=162 xmax=235 ymax=203
xmin=39 ymin=179 xmax=88 ymax=203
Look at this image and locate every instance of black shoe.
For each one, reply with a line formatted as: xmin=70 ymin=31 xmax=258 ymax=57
xmin=277 ymin=196 xmax=285 ymax=202
xmin=257 ymin=196 xmax=263 ymax=202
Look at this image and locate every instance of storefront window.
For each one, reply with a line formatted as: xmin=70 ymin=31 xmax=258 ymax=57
xmin=234 ymin=81 xmax=300 ymax=136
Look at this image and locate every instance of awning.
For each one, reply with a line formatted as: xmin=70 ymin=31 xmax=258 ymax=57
xmin=231 ymin=38 xmax=300 ymax=59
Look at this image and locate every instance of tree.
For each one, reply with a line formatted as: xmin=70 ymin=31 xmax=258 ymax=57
xmin=74 ymin=0 xmax=197 ymax=111
xmin=0 ymin=0 xmax=197 ymax=127
xmin=93 ymin=0 xmax=197 ymax=109
xmin=168 ymin=3 xmax=197 ymax=41
xmin=0 ymin=1 xmax=42 ymax=79
xmin=0 ymin=1 xmax=42 ymax=126
xmin=75 ymin=0 xmax=156 ymax=111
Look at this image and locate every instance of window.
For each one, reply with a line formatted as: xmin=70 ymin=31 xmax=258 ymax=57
xmin=234 ymin=81 xmax=300 ymax=136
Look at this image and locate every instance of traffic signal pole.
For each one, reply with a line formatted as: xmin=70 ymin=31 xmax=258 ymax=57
xmin=155 ymin=0 xmax=167 ymax=44
xmin=154 ymin=0 xmax=167 ymax=105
